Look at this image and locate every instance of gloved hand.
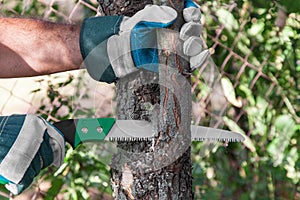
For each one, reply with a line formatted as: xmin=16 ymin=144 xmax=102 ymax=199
xmin=80 ymin=5 xmax=177 ymax=83
xmin=0 ymin=114 xmax=65 ymax=195
xmin=181 ymin=0 xmax=210 ymax=71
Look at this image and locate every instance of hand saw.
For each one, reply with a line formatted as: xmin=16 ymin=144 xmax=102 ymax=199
xmin=0 ymin=118 xmax=244 ymax=186
xmin=53 ymin=118 xmax=245 ymax=149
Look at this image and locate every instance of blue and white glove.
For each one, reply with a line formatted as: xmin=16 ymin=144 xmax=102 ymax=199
xmin=0 ymin=114 xmax=65 ymax=195
xmin=80 ymin=5 xmax=177 ymax=83
xmin=181 ymin=0 xmax=210 ymax=71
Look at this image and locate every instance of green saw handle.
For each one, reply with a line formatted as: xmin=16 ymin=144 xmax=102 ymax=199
xmin=0 ymin=180 xmax=8 ymax=185
xmin=74 ymin=118 xmax=115 ymax=148
xmin=53 ymin=118 xmax=116 ymax=149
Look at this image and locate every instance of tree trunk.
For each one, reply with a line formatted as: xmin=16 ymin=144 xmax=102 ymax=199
xmin=98 ymin=0 xmax=193 ymax=199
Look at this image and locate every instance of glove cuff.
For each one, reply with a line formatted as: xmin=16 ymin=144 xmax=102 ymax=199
xmin=80 ymin=16 xmax=124 ymax=83
xmin=0 ymin=115 xmax=46 ymax=184
xmin=0 ymin=115 xmax=65 ymax=195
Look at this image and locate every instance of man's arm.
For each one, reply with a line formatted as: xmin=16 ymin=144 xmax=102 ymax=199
xmin=0 ymin=18 xmax=82 ymax=78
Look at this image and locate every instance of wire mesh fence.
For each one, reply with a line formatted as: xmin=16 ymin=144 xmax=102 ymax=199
xmin=0 ymin=0 xmax=299 ymax=199
xmin=0 ymin=0 xmax=298 ymax=127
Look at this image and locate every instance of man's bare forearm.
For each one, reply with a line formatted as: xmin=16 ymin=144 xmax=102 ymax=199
xmin=0 ymin=18 xmax=82 ymax=78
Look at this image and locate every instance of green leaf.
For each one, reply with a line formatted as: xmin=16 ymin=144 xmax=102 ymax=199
xmin=54 ymin=163 xmax=68 ymax=176
xmin=278 ymin=0 xmax=300 ymax=13
xmin=0 ymin=184 xmax=9 ymax=199
xmin=267 ymin=115 xmax=296 ymax=166
xmin=245 ymin=97 xmax=269 ymax=136
xmin=223 ymin=116 xmax=256 ymax=152
xmin=221 ymin=77 xmax=242 ymax=107
xmin=31 ymin=88 xmax=41 ymax=93
xmin=44 ymin=178 xmax=64 ymax=200
xmin=285 ymin=147 xmax=300 ymax=183
xmin=251 ymin=0 xmax=271 ymax=9
xmin=216 ymin=8 xmax=239 ymax=31
xmin=248 ymin=20 xmax=265 ymax=36
xmin=238 ymin=84 xmax=255 ymax=106
xmin=237 ymin=41 xmax=252 ymax=55
xmin=280 ymin=26 xmax=295 ymax=43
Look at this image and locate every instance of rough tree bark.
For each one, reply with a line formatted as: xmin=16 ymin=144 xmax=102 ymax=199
xmin=98 ymin=0 xmax=193 ymax=199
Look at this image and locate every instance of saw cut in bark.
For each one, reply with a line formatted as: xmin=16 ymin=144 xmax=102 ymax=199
xmin=98 ymin=0 xmax=193 ymax=199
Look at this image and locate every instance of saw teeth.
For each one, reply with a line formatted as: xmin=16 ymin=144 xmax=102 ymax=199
xmin=108 ymin=137 xmax=242 ymax=142
xmin=193 ymin=138 xmax=242 ymax=142
xmin=108 ymin=137 xmax=152 ymax=142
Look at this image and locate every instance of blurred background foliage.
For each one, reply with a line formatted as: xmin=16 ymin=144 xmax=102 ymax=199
xmin=0 ymin=0 xmax=299 ymax=199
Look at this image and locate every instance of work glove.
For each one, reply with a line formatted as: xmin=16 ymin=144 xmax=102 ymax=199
xmin=0 ymin=114 xmax=65 ymax=195
xmin=80 ymin=5 xmax=177 ymax=83
xmin=181 ymin=0 xmax=210 ymax=71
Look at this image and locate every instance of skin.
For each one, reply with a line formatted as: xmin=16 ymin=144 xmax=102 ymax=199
xmin=0 ymin=18 xmax=83 ymax=193
xmin=0 ymin=18 xmax=82 ymax=78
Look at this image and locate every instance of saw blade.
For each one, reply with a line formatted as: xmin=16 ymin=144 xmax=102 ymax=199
xmin=191 ymin=125 xmax=244 ymax=142
xmin=105 ymin=120 xmax=154 ymax=141
xmin=106 ymin=121 xmax=244 ymax=142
